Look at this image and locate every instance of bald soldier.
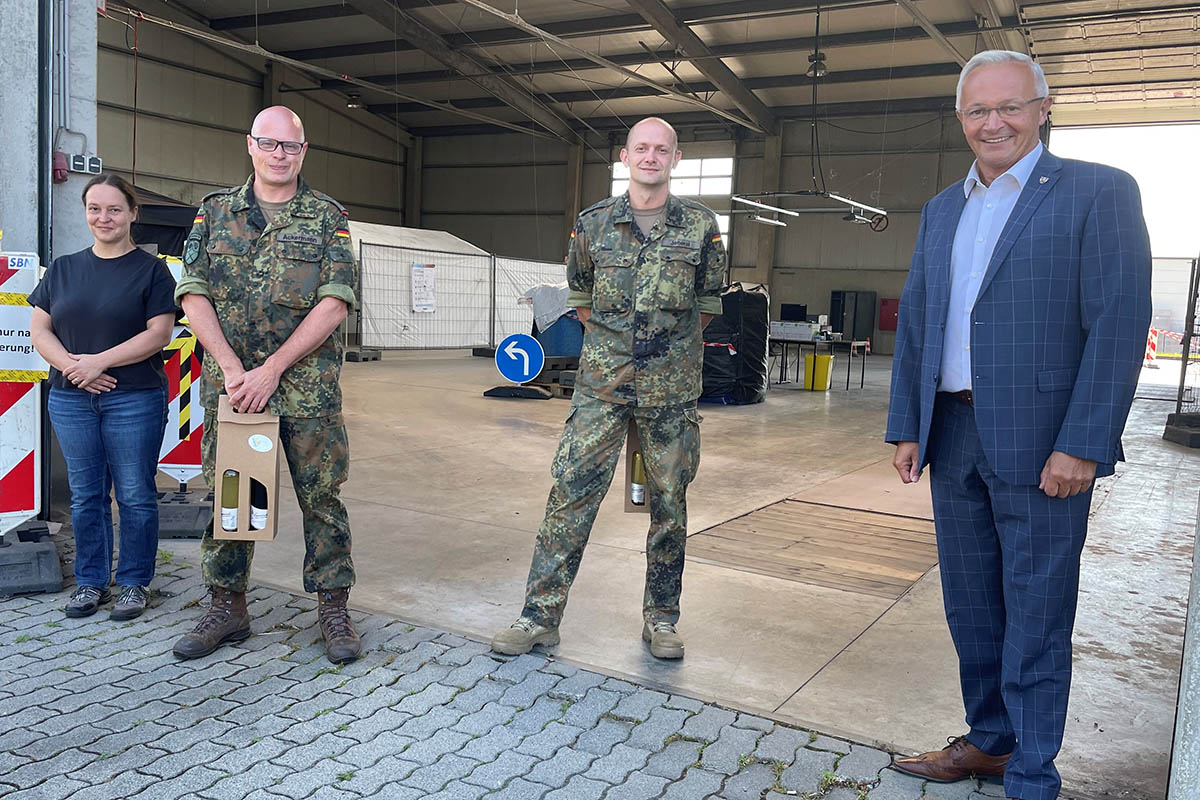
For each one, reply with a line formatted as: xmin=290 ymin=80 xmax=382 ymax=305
xmin=492 ymin=117 xmax=728 ymax=660
xmin=173 ymin=106 xmax=362 ymax=664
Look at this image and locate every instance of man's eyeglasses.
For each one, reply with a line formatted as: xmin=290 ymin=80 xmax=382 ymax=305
xmin=959 ymin=97 xmax=1046 ymax=122
xmin=251 ymin=136 xmax=305 ymax=155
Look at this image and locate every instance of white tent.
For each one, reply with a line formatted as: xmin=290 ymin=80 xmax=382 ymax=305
xmin=347 ymin=221 xmax=487 ymax=256
xmin=347 ymin=221 xmax=564 ymax=350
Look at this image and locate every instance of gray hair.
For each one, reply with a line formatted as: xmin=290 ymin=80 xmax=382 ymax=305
xmin=956 ymin=50 xmax=1049 ymax=109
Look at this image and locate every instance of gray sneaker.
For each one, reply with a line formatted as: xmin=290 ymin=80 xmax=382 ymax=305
xmin=491 ymin=617 xmax=559 ymax=655
xmin=65 ymin=586 xmax=111 ymax=618
xmin=642 ymin=620 xmax=684 ymax=660
xmin=110 ymin=586 xmax=151 ymax=621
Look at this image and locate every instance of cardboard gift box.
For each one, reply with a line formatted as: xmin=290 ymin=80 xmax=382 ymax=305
xmin=212 ymin=396 xmax=281 ymax=541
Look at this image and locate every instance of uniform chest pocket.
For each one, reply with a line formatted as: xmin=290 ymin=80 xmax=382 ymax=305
xmin=592 ymin=250 xmax=634 ymax=313
xmin=205 ymin=239 xmax=250 ymax=301
xmin=274 ymin=242 xmax=322 ymax=309
xmin=655 ymin=246 xmax=700 ymax=311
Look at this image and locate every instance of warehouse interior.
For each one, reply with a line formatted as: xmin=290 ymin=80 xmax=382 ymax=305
xmin=6 ymin=0 xmax=1198 ymax=797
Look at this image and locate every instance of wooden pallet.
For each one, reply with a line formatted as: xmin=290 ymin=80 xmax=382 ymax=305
xmin=686 ymin=500 xmax=938 ymax=599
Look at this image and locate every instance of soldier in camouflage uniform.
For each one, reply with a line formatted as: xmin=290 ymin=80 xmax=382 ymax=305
xmin=171 ymin=107 xmax=362 ymax=664
xmin=492 ymin=117 xmax=727 ymax=660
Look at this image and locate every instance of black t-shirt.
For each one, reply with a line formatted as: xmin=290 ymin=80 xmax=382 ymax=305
xmin=28 ymin=247 xmax=179 ymax=391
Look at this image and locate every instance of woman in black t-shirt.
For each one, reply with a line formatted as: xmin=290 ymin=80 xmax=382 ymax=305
xmin=29 ymin=174 xmax=177 ymax=621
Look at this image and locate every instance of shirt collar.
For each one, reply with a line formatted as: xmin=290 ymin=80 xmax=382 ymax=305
xmin=232 ymin=175 xmax=311 ymax=213
xmin=963 ymin=141 xmax=1044 ymax=197
xmin=614 ymin=192 xmax=687 ymax=228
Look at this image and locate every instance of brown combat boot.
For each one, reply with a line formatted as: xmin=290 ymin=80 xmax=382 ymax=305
xmin=172 ymin=587 xmax=251 ymax=660
xmin=317 ymin=588 xmax=361 ymax=664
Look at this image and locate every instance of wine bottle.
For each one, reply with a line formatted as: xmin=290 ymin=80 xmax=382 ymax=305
xmin=249 ymin=479 xmax=268 ymax=530
xmin=631 ymin=451 xmax=647 ymax=506
xmin=220 ymin=470 xmax=239 ymax=531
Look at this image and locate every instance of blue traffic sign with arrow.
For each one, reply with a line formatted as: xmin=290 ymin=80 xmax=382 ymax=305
xmin=495 ymin=334 xmax=545 ymax=384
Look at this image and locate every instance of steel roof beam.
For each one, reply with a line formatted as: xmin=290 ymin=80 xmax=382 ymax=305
xmin=401 ymin=95 xmax=957 ymax=136
xmin=348 ymin=0 xmax=578 ymax=142
xmin=893 ymin=0 xmax=970 ymax=66
xmin=625 ymin=0 xmax=778 ymax=133
xmin=279 ymin=0 xmax=892 ymax=61
xmin=208 ymin=0 xmax=457 ymax=30
xmin=364 ymin=62 xmax=963 ymax=115
xmin=319 ymin=20 xmax=989 ymax=90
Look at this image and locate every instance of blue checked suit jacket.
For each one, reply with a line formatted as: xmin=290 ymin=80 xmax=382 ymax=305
xmin=886 ymin=149 xmax=1152 ymax=485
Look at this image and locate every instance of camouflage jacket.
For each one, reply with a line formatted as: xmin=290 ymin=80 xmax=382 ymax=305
xmin=566 ymin=192 xmax=727 ymax=407
xmin=174 ymin=176 xmax=358 ymax=418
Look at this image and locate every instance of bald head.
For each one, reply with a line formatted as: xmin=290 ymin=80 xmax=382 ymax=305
xmin=251 ymin=106 xmax=305 ymax=142
xmin=247 ymin=105 xmax=308 ymax=199
xmin=626 ymin=117 xmax=677 ymax=152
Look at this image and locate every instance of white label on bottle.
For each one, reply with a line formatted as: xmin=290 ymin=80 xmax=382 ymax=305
xmin=250 ymin=506 xmax=268 ymax=530
xmin=631 ymin=484 xmax=645 ymax=505
xmin=221 ymin=508 xmax=238 ymax=531
xmin=248 ymin=434 xmax=273 ymax=453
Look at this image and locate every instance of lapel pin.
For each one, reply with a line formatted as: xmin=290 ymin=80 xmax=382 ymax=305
xmin=1039 ymin=176 xmax=1049 ymax=184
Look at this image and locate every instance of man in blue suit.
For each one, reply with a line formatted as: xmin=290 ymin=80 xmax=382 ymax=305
xmin=886 ymin=50 xmax=1151 ymax=800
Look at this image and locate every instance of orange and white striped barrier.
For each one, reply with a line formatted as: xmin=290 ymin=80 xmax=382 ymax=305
xmin=0 ymin=251 xmax=48 ymax=536
xmin=1145 ymin=327 xmax=1159 ymax=368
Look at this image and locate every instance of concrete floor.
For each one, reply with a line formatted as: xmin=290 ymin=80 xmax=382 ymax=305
xmin=175 ymin=349 xmax=1198 ymax=800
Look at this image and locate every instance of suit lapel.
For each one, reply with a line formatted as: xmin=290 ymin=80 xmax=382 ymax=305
xmin=976 ymin=150 xmax=1063 ymax=299
xmin=927 ymin=187 xmax=968 ymax=308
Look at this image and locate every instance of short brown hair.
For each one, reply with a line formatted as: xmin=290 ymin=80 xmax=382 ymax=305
xmin=81 ymin=173 xmax=139 ymax=212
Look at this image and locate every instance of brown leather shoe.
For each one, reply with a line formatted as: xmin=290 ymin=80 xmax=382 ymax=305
xmin=893 ymin=735 xmax=1010 ymax=783
xmin=318 ymin=588 xmax=361 ymax=664
xmin=173 ymin=587 xmax=251 ymax=659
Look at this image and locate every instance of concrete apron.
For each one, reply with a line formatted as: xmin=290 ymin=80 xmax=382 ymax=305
xmin=163 ymin=351 xmax=1197 ymax=800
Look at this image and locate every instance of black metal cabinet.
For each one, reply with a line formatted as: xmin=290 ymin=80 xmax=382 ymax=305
xmin=829 ymin=290 xmax=876 ymax=341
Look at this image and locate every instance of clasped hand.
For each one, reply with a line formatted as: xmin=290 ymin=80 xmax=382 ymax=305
xmin=223 ymin=362 xmax=281 ymax=413
xmin=62 ymin=354 xmax=116 ymax=394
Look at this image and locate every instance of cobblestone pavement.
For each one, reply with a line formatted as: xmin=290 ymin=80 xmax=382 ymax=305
xmin=0 ymin=553 xmax=1008 ymax=800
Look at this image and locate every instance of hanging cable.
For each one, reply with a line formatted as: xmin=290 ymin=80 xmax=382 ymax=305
xmin=809 ymin=0 xmax=826 ymax=194
xmin=131 ymin=15 xmax=140 ymax=184
xmin=873 ymin=4 xmax=902 ymax=207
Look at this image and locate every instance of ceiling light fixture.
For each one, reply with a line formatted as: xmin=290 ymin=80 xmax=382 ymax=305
xmin=733 ymin=196 xmax=802 ymax=217
xmin=346 ymin=92 xmax=364 ymax=109
xmin=806 ymin=52 xmax=828 ymax=79
xmin=749 ymin=214 xmax=788 ymax=228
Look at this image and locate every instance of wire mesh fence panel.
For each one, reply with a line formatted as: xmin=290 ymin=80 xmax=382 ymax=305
xmin=1180 ymin=259 xmax=1200 ymax=413
xmin=494 ymin=256 xmax=569 ymax=341
xmin=360 ymin=244 xmax=492 ymax=349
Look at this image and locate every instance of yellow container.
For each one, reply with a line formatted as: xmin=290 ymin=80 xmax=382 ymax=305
xmin=804 ymin=353 xmax=835 ymax=390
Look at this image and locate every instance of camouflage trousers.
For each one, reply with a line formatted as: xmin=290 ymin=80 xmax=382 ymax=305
xmin=522 ymin=393 xmax=701 ymax=628
xmin=200 ymin=409 xmax=353 ymax=594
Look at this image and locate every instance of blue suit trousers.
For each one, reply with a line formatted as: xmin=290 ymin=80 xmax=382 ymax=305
xmin=928 ymin=393 xmax=1092 ymax=800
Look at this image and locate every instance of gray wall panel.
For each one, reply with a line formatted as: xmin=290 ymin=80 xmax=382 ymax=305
xmin=96 ymin=14 xmax=405 ymax=224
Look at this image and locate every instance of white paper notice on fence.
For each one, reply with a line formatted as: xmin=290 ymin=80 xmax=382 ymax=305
xmin=411 ymin=263 xmax=436 ymax=313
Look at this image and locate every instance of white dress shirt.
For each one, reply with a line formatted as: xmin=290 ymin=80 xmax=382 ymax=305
xmin=939 ymin=141 xmax=1044 ymax=392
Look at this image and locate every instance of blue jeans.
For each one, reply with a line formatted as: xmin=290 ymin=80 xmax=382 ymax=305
xmin=48 ymin=386 xmax=168 ymax=589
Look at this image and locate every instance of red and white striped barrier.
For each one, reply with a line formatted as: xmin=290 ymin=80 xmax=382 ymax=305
xmin=0 ymin=382 xmax=39 ymax=521
xmin=0 ymin=252 xmax=47 ymax=536
xmin=1145 ymin=327 xmax=1159 ymax=368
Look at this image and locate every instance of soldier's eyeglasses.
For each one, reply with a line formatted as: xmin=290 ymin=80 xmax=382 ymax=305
xmin=251 ymin=136 xmax=305 ymax=155
xmin=958 ymin=97 xmax=1046 ymax=122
